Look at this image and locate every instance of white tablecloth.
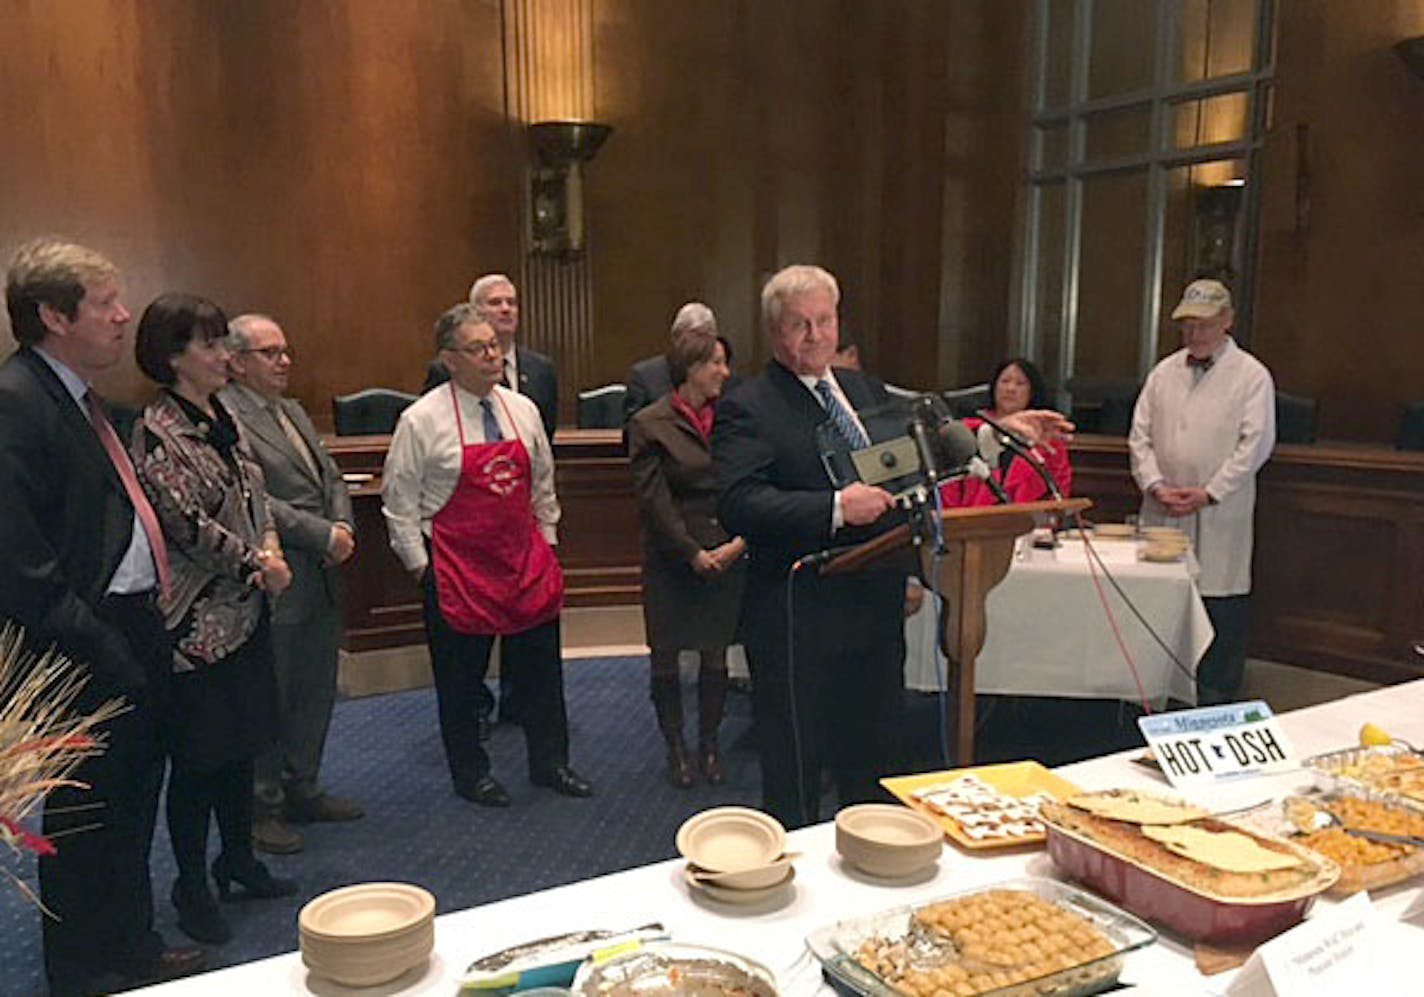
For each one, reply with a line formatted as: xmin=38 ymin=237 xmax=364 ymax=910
xmin=140 ymin=679 xmax=1424 ymax=996
xmin=905 ymin=537 xmax=1212 ymax=704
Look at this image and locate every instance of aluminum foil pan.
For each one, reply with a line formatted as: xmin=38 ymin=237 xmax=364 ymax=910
xmin=572 ymin=942 xmax=777 ymax=996
xmin=1303 ymin=744 xmax=1424 ymax=814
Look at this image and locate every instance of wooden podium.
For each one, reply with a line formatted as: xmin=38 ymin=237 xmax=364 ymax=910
xmin=822 ymin=497 xmax=1091 ymax=765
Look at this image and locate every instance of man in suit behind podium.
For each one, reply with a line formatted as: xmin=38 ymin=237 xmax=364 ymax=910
xmin=422 ymin=273 xmax=558 ymax=438
xmin=712 ymin=264 xmax=906 ymax=830
xmin=220 ymin=314 xmax=364 ymax=855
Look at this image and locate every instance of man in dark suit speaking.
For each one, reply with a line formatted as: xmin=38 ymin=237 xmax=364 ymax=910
xmin=713 ymin=264 xmax=905 ymax=830
xmin=422 ymin=273 xmax=558 ymax=438
xmin=0 ymin=238 xmax=204 ymax=993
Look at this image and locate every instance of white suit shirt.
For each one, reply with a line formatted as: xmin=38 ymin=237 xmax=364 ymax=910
xmin=1128 ymin=337 xmax=1275 ymax=596
xmin=382 ymin=382 xmax=559 ymax=576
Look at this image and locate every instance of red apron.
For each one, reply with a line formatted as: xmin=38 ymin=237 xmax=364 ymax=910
xmin=431 ymin=385 xmax=563 ymax=635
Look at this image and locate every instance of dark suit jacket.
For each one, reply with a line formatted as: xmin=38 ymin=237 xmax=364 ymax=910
xmin=423 ymin=345 xmax=559 ymax=438
xmin=622 ymin=354 xmax=672 ymax=427
xmin=0 ymin=347 xmax=146 ymax=692
xmin=218 ymin=384 xmax=353 ymax=625
xmin=713 ymin=360 xmax=898 ymax=577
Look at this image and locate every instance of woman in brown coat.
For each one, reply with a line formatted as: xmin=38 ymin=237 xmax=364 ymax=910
xmin=628 ymin=329 xmax=746 ymax=787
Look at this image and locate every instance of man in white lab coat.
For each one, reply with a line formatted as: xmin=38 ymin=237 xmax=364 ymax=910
xmin=1129 ymin=279 xmax=1276 ymax=705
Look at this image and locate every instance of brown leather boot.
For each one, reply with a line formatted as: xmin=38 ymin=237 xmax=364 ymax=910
xmin=651 ymin=676 xmax=695 ymax=788
xmin=697 ymin=666 xmax=729 ymax=786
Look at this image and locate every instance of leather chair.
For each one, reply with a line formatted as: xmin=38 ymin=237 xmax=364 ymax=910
xmin=1274 ymin=391 xmax=1318 ymax=445
xmin=1065 ymin=377 xmax=1140 ymax=436
xmin=1397 ymin=401 xmax=1424 ymax=451
xmin=577 ymin=384 xmax=627 ymax=429
xmin=941 ymin=383 xmax=991 ymax=419
xmin=332 ymin=388 xmax=418 ymax=436
xmin=883 ymin=383 xmax=923 ymax=403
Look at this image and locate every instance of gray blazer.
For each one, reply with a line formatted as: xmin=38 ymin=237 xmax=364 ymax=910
xmin=218 ymin=383 xmax=353 ymax=624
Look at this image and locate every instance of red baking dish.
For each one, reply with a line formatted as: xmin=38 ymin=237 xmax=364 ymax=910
xmin=1040 ymin=805 xmax=1339 ymax=946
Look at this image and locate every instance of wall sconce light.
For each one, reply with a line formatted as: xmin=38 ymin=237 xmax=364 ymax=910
xmin=1193 ymin=180 xmax=1244 ymax=281
xmin=528 ymin=120 xmax=613 ymax=257
xmin=1395 ymin=37 xmax=1424 ymax=80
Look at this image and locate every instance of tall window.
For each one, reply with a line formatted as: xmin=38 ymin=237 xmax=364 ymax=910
xmin=1017 ymin=0 xmax=1275 ymax=402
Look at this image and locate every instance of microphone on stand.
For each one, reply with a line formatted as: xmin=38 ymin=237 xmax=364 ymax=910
xmin=974 ymin=409 xmax=1064 ymax=501
xmin=965 ymin=455 xmax=1011 ymax=504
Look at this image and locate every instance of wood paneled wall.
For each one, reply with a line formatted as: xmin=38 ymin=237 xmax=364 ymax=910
xmin=3 ymin=2 xmax=1419 ymax=444
xmin=0 ymin=0 xmax=518 ymax=417
xmin=1254 ymin=1 xmax=1424 ymax=442
xmin=587 ymin=0 xmax=1030 ymax=392
xmin=1 ymin=0 xmax=1029 ymax=427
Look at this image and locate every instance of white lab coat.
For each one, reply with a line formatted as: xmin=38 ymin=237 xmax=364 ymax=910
xmin=1128 ymin=337 xmax=1275 ymax=596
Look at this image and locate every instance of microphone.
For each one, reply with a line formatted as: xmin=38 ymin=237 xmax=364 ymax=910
xmin=936 ymin=419 xmax=980 ymax=469
xmin=792 ymin=544 xmax=860 ymax=572
xmin=974 ymin=409 xmax=1063 ymax=501
xmin=965 ymin=456 xmax=1010 ymax=504
xmin=909 ymin=415 xmax=942 ymax=485
xmin=975 ymin=409 xmax=1034 ymax=451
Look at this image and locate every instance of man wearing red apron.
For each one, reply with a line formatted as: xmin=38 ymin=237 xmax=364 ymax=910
xmin=382 ymin=305 xmax=592 ymax=806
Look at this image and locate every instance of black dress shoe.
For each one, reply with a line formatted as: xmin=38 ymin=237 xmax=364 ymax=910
xmin=172 ymin=878 xmax=232 ymax=944
xmin=531 ymin=765 xmax=593 ymax=798
xmin=211 ymin=854 xmax=299 ymax=901
xmin=457 ymin=774 xmax=511 ymax=807
xmin=125 ymin=944 xmax=208 ymax=986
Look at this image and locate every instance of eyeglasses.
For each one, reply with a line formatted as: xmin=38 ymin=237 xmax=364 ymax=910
xmin=448 ymin=340 xmax=502 ymax=357
xmin=242 ymin=346 xmax=295 ymax=362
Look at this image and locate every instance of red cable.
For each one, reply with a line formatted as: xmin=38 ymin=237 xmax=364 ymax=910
xmin=1079 ymin=531 xmax=1154 ymax=716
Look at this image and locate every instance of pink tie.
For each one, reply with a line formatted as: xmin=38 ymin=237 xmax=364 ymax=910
xmin=86 ymin=392 xmax=172 ymax=599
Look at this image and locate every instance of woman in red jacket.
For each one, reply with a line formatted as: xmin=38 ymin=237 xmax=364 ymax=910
xmin=944 ymin=357 xmax=1072 ymax=505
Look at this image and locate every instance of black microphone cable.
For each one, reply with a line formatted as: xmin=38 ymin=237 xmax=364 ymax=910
xmin=782 ymin=560 xmax=811 ymax=828
xmin=1063 ymin=507 xmax=1198 ymax=688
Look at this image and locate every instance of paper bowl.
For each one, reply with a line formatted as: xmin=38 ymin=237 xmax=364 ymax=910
xmin=676 ymin=807 xmax=787 ymax=873
xmin=298 ymin=883 xmax=435 ymax=987
xmin=1141 ymin=541 xmax=1188 ymax=563
xmin=1094 ymin=523 xmax=1136 ymax=538
xmin=835 ymin=803 xmax=943 ymax=877
xmin=689 ymin=856 xmax=793 ymax=890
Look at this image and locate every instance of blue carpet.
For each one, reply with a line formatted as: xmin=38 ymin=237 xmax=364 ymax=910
xmin=0 ymin=656 xmax=759 ymax=996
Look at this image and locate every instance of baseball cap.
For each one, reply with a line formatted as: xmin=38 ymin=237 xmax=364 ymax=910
xmin=1170 ymin=279 xmax=1233 ymax=320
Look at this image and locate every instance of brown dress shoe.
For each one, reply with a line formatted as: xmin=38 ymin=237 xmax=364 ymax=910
xmin=286 ymin=793 xmax=365 ymax=823
xmin=252 ymin=815 xmax=304 ymax=854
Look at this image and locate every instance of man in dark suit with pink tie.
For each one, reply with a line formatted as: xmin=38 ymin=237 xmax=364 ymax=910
xmin=0 ymin=238 xmax=204 ymax=994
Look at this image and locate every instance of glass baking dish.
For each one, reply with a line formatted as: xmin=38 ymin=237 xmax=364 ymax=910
xmin=805 ymin=877 xmax=1155 ymax=997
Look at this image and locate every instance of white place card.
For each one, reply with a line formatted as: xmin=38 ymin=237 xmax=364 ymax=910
xmin=1137 ymin=700 xmax=1296 ymax=789
xmin=1225 ymin=893 xmax=1411 ymax=997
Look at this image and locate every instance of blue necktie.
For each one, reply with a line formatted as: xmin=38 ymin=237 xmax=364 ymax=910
xmin=814 ymin=379 xmax=869 ymax=449
xmin=480 ymin=399 xmax=503 ymax=442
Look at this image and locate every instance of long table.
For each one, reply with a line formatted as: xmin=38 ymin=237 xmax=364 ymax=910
xmin=140 ymin=680 xmax=1424 ymax=996
xmin=903 ymin=536 xmax=1212 ymax=704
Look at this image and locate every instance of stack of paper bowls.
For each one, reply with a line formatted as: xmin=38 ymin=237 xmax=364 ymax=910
xmin=676 ymin=807 xmax=794 ymax=902
xmin=299 ymin=882 xmax=436 ymax=987
xmin=1140 ymin=526 xmax=1190 ymax=562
